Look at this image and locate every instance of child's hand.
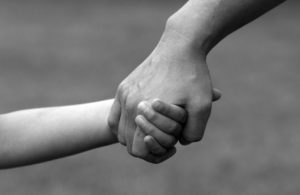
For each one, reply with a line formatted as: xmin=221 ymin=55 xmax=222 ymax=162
xmin=132 ymin=99 xmax=187 ymax=163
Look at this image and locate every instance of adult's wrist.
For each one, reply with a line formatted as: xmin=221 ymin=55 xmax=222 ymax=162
xmin=163 ymin=0 xmax=222 ymax=56
xmin=155 ymin=18 xmax=207 ymax=62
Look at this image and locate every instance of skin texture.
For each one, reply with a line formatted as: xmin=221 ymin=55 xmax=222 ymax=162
xmin=0 ymin=99 xmax=184 ymax=168
xmin=0 ymin=100 xmax=117 ymax=169
xmin=136 ymin=100 xmax=187 ymax=151
xmin=108 ymin=0 xmax=286 ymax=163
xmin=133 ymin=100 xmax=188 ymax=163
xmin=108 ymin=33 xmax=219 ymax=159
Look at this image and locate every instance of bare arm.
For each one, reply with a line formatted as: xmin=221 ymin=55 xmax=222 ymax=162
xmin=0 ymin=99 xmax=117 ymax=169
xmin=167 ymin=0 xmax=286 ymax=54
xmin=162 ymin=0 xmax=286 ymax=142
xmin=109 ymin=0 xmax=286 ymax=162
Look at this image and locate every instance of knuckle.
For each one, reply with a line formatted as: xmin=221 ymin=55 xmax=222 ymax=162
xmin=117 ymin=82 xmax=130 ymax=99
xmin=117 ymin=81 xmax=127 ymax=92
xmin=147 ymin=127 xmax=156 ymax=136
xmin=137 ymin=101 xmax=147 ymax=113
xmin=125 ymin=93 xmax=140 ymax=110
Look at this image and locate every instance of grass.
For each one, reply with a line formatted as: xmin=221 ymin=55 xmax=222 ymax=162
xmin=0 ymin=1 xmax=299 ymax=195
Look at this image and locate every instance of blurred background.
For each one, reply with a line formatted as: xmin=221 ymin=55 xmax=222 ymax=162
xmin=0 ymin=0 xmax=299 ymax=194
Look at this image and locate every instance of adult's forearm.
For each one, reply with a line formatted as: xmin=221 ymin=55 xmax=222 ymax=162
xmin=166 ymin=0 xmax=286 ymax=55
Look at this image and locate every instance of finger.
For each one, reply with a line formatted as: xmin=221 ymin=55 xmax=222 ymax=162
xmin=131 ymin=127 xmax=148 ymax=157
xmin=117 ymin=112 xmax=127 ymax=146
xmin=107 ymin=99 xmax=121 ymax=136
xmin=212 ymin=88 xmax=222 ymax=102
xmin=180 ymin=100 xmax=211 ymax=144
xmin=123 ymin=109 xmax=137 ymax=152
xmin=143 ymin=147 xmax=176 ymax=164
xmin=135 ymin=115 xmax=177 ymax=148
xmin=144 ymin=135 xmax=167 ymax=155
xmin=151 ymin=99 xmax=187 ymax=124
xmin=138 ymin=101 xmax=182 ymax=136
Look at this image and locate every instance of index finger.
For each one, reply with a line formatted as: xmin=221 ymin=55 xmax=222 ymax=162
xmin=107 ymin=99 xmax=121 ymax=137
xmin=151 ymin=99 xmax=187 ymax=124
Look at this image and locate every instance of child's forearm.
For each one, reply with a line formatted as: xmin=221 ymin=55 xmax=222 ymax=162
xmin=0 ymin=99 xmax=117 ymax=169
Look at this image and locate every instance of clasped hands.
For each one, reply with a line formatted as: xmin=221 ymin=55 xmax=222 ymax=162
xmin=108 ymin=23 xmax=221 ymax=163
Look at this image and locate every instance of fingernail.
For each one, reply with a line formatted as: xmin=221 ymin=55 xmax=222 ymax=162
xmin=144 ymin=135 xmax=153 ymax=143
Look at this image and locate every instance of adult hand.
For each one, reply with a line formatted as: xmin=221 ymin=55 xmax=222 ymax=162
xmin=108 ymin=26 xmax=221 ymax=162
